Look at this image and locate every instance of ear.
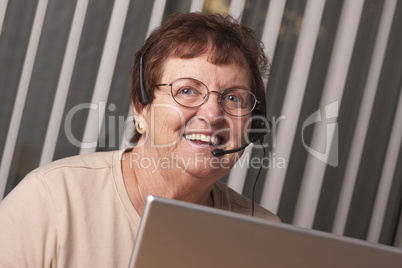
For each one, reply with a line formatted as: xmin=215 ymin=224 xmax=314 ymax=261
xmin=132 ymin=100 xmax=148 ymax=134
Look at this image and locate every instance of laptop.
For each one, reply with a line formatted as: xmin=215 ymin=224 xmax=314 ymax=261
xmin=128 ymin=195 xmax=402 ymax=268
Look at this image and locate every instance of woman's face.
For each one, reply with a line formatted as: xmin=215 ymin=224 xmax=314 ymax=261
xmin=135 ymin=54 xmax=253 ymax=180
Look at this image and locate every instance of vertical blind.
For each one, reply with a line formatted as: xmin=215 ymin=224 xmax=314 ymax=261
xmin=0 ymin=0 xmax=401 ymax=248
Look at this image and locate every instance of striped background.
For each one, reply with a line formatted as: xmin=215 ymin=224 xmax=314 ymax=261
xmin=1 ymin=0 xmax=401 ymax=247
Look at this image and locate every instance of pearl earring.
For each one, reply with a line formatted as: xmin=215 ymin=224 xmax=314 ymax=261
xmin=138 ymin=122 xmax=144 ymax=131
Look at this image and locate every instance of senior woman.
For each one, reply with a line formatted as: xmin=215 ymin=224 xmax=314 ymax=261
xmin=0 ymin=12 xmax=279 ymax=267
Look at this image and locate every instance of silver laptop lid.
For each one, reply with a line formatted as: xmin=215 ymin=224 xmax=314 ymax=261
xmin=129 ymin=195 xmax=402 ymax=268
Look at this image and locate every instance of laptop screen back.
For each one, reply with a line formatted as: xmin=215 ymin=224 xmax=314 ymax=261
xmin=129 ymin=196 xmax=402 ymax=268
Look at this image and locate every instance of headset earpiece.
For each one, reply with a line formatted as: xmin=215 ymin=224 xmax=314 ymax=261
xmin=138 ymin=43 xmax=153 ymax=105
xmin=248 ymin=118 xmax=271 ymax=143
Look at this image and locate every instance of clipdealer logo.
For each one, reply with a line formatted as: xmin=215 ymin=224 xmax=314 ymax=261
xmin=302 ymin=101 xmax=339 ymax=167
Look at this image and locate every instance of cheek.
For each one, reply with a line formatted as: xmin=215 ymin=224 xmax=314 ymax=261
xmin=147 ymin=105 xmax=191 ymax=142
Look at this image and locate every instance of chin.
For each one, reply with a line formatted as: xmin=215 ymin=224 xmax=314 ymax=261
xmin=179 ymin=153 xmax=232 ymax=179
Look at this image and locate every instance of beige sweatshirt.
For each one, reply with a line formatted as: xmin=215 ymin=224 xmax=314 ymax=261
xmin=0 ymin=150 xmax=279 ymax=267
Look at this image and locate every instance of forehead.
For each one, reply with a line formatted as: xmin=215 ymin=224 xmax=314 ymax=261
xmin=160 ymin=55 xmax=252 ymax=88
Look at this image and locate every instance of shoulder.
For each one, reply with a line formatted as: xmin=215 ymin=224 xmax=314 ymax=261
xmin=213 ymin=181 xmax=280 ymax=222
xmin=0 ymin=150 xmax=124 ymax=266
xmin=7 ymin=150 xmax=121 ymax=199
xmin=20 ymin=151 xmax=123 ymax=188
xmin=1 ymin=150 xmax=123 ymax=216
xmin=34 ymin=150 xmax=118 ymax=175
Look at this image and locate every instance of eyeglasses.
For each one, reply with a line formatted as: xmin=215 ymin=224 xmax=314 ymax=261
xmin=152 ymin=78 xmax=259 ymax=117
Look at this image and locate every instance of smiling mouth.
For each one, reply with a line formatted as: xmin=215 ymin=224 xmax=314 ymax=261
xmin=184 ymin=133 xmax=224 ymax=147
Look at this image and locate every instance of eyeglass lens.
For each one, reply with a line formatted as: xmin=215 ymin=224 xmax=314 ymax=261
xmin=170 ymin=78 xmax=256 ymax=116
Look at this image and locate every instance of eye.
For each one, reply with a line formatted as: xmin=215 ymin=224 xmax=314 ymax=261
xmin=178 ymin=87 xmax=198 ymax=95
xmin=223 ymin=94 xmax=242 ymax=104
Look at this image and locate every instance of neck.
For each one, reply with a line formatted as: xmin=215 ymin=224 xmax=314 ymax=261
xmin=121 ymin=149 xmax=214 ymax=215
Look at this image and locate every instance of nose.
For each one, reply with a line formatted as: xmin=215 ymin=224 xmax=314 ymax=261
xmin=197 ymin=91 xmax=225 ymax=124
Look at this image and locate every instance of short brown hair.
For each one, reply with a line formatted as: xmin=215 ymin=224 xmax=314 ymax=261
xmin=130 ymin=12 xmax=270 ymax=143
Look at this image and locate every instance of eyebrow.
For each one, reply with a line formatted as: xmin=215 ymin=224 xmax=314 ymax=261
xmin=175 ymin=77 xmax=251 ymax=91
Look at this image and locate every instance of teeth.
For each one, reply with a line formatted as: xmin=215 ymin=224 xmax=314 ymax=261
xmin=185 ymin=134 xmax=220 ymax=145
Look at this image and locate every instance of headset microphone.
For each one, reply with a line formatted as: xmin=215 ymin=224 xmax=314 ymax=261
xmin=211 ymin=119 xmax=270 ymax=157
xmin=210 ymin=118 xmax=270 ymax=217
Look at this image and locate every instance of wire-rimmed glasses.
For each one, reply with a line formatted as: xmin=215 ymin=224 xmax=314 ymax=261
xmin=152 ymin=77 xmax=259 ymax=117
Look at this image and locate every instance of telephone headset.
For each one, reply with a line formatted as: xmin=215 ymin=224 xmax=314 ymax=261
xmin=138 ymin=42 xmax=269 ymax=216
